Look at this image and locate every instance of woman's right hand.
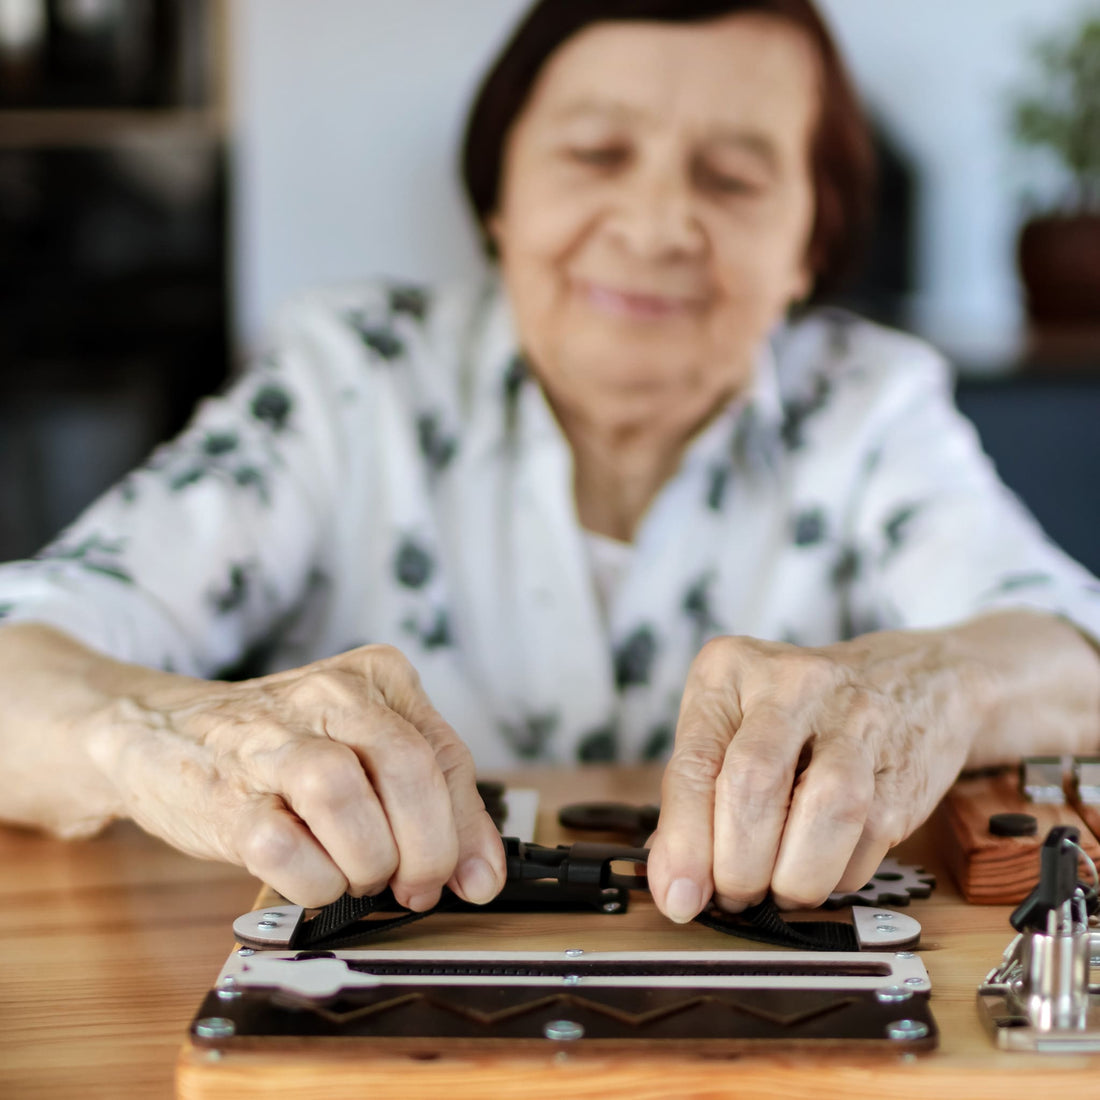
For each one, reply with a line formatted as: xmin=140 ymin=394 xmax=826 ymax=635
xmin=83 ymin=642 xmax=506 ymax=909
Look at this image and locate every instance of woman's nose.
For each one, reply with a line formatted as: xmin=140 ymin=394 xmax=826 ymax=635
xmin=605 ymin=165 xmax=705 ymax=260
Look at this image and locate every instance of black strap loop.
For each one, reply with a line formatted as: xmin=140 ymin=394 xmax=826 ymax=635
xmin=291 ymin=881 xmax=862 ymax=953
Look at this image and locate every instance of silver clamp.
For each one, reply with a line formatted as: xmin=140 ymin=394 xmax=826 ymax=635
xmin=977 ymin=828 xmax=1100 ymax=1050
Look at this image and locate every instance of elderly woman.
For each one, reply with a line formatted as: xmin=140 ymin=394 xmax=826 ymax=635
xmin=0 ymin=0 xmax=1097 ymax=928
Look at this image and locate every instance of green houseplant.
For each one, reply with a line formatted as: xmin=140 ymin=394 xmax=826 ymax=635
xmin=1011 ymin=10 xmax=1100 ymax=324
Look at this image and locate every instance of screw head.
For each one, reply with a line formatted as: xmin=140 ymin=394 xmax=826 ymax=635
xmin=563 ymin=974 xmax=580 ymax=986
xmin=195 ymin=1017 xmax=236 ymax=1040
xmin=262 ymin=911 xmax=284 ymax=920
xmin=886 ymin=1018 xmax=929 ymax=1041
xmin=601 ymin=901 xmax=622 ymax=913
xmin=544 ymin=1019 xmax=584 ymax=1041
xmin=874 ymin=913 xmax=895 ymax=920
xmin=237 ymin=947 xmax=255 ymax=957
xmin=875 ymin=985 xmax=913 ymax=1005
xmin=875 ymin=925 xmax=899 ymax=934
xmin=257 ymin=920 xmax=278 ymax=930
xmin=894 ymin=951 xmax=915 ymax=959
xmin=216 ymin=977 xmax=240 ymax=1000
xmin=904 ymin=976 xmax=926 ymax=987
xmin=564 ymin=948 xmax=584 ymax=957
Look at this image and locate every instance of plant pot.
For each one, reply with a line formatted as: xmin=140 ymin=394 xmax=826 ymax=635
xmin=1018 ymin=213 xmax=1100 ymax=325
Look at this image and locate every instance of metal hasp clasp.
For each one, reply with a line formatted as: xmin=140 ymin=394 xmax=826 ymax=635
xmin=977 ymin=825 xmax=1100 ymax=1051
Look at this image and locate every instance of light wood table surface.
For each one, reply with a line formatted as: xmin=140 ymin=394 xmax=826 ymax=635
xmin=3 ymin=764 xmax=1099 ymax=1099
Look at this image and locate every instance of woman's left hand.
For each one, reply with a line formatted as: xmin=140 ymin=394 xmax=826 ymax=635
xmin=646 ymin=629 xmax=981 ymax=923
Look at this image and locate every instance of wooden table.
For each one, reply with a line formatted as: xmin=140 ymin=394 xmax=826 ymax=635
xmin=3 ymin=765 xmax=1100 ymax=1099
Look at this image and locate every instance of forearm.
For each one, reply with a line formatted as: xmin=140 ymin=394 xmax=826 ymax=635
xmin=841 ymin=609 xmax=1100 ymax=769
xmin=0 ymin=622 xmax=201 ymax=838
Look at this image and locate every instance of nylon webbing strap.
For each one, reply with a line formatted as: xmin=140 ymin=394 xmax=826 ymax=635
xmin=695 ymin=896 xmax=860 ymax=951
xmin=292 ymin=886 xmax=861 ymax=952
xmin=292 ymin=887 xmax=464 ymax=951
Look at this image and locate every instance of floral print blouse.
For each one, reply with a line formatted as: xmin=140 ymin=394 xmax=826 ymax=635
xmin=1 ymin=278 xmax=1097 ymax=768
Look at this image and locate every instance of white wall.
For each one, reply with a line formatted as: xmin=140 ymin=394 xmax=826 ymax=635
xmin=229 ymin=0 xmax=1090 ymax=365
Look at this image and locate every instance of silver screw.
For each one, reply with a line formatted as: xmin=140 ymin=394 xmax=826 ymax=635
xmin=874 ymin=986 xmax=913 ymax=1004
xmin=216 ymin=976 xmax=240 ymax=1000
xmin=602 ymin=901 xmax=622 ymax=913
xmin=262 ymin=911 xmax=284 ymax=920
xmin=237 ymin=948 xmax=255 ymax=957
xmin=544 ymin=1019 xmax=585 ymax=1041
xmin=886 ymin=1019 xmax=929 ymax=1041
xmin=904 ymin=976 xmax=926 ymax=987
xmin=601 ymin=887 xmax=618 ymax=896
xmin=563 ymin=974 xmax=580 ymax=986
xmin=195 ymin=1017 xmax=236 ymax=1040
xmin=874 ymin=913 xmax=895 ymax=920
xmin=564 ymin=948 xmax=584 ymax=957
xmin=257 ymin=920 xmax=278 ymax=930
xmin=875 ymin=925 xmax=899 ymax=934
xmin=894 ymin=951 xmax=915 ymax=959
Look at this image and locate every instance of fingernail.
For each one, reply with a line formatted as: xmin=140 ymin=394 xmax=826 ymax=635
xmin=456 ymin=857 xmax=499 ymax=905
xmin=665 ymin=877 xmax=702 ymax=924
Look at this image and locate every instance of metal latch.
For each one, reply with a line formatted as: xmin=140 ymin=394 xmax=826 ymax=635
xmin=977 ymin=825 xmax=1100 ymax=1051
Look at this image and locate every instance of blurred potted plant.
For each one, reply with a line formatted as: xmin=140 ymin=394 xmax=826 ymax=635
xmin=1011 ymin=11 xmax=1100 ymax=325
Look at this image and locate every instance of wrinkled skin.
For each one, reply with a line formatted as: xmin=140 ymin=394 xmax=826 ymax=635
xmin=83 ymin=643 xmax=506 ymax=910
xmin=646 ymin=631 xmax=976 ymax=922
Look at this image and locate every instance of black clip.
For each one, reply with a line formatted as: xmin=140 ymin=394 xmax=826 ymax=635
xmin=1010 ymin=825 xmax=1099 ymax=933
xmin=499 ymin=838 xmax=649 ymax=913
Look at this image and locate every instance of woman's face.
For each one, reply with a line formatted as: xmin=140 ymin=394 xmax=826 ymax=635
xmin=492 ymin=14 xmax=819 ymax=435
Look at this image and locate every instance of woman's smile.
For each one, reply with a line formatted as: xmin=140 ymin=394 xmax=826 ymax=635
xmin=575 ymin=278 xmax=709 ymax=320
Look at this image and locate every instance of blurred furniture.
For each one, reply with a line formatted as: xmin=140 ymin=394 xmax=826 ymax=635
xmin=955 ymin=334 xmax=1100 ymax=580
xmin=0 ymin=0 xmax=229 ymax=561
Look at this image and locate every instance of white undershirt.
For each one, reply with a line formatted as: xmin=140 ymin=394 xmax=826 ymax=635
xmin=583 ymin=529 xmax=635 ymax=620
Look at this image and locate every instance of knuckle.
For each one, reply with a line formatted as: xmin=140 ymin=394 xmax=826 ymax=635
xmin=285 ymin=742 xmax=363 ymax=811
xmin=665 ymin=743 xmax=724 ymax=793
xmin=717 ymin=750 xmax=791 ymax=808
xmin=373 ymin=728 xmax=439 ymax=785
xmin=690 ymin=636 xmax=748 ymax=685
xmin=772 ymin=649 xmax=841 ymax=703
xmin=809 ymin=741 xmax=876 ymax=805
xmin=238 ymin=814 xmax=299 ymax=876
xmin=432 ymin=736 xmax=476 ymax=784
xmin=363 ymin=643 xmax=418 ymax=686
xmin=396 ymin=840 xmax=458 ymax=893
xmin=863 ymin=802 xmax=908 ymax=849
xmin=352 ymin=845 xmax=400 ymax=894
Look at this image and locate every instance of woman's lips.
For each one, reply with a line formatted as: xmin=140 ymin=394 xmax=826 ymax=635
xmin=579 ymin=280 xmax=704 ymax=320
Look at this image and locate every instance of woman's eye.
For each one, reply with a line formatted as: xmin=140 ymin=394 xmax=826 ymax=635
xmin=568 ymin=146 xmax=626 ymax=168
xmin=698 ymin=166 xmax=761 ymax=195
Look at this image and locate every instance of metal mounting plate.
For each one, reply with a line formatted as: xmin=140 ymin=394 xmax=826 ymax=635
xmin=193 ymin=948 xmax=936 ymax=1053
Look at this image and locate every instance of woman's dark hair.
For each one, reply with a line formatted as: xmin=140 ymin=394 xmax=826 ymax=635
xmin=461 ymin=0 xmax=875 ymax=304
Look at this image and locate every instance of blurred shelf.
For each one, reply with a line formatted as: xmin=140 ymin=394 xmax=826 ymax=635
xmin=0 ymin=107 xmax=225 ymax=147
